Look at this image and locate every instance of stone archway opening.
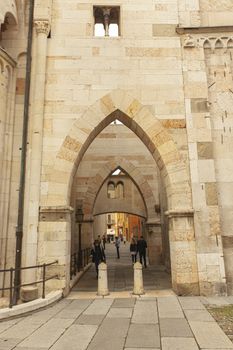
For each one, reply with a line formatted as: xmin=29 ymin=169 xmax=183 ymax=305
xmin=39 ymin=90 xmax=199 ymax=296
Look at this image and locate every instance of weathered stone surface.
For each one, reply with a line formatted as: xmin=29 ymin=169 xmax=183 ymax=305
xmin=189 ymin=321 xmax=233 ymax=349
xmin=20 ymin=287 xmax=38 ymax=302
xmin=191 ymin=98 xmax=208 ymax=113
xmin=205 ymin=182 xmax=218 ymax=205
xmin=125 ymin=324 xmax=160 ymax=348
xmin=153 ymin=24 xmax=177 ymax=37
xmin=197 ymin=142 xmax=213 ymax=160
xmin=132 ymin=300 xmax=158 ymax=324
xmin=161 ymin=337 xmax=199 ymax=350
xmin=160 ymin=318 xmax=193 ymax=337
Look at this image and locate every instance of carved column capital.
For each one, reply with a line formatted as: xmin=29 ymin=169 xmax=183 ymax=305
xmin=34 ymin=20 xmax=50 ymax=36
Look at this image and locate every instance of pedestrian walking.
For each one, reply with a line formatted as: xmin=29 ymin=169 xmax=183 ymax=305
xmin=130 ymin=237 xmax=137 ymax=263
xmin=115 ymin=236 xmax=120 ymax=259
xmin=102 ymin=235 xmax=106 ymax=250
xmin=91 ymin=239 xmax=105 ymax=278
xmin=137 ymin=235 xmax=147 ymax=268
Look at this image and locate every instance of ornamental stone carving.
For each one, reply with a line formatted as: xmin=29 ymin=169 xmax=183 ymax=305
xmin=34 ymin=20 xmax=50 ymax=36
xmin=183 ymin=34 xmax=197 ymax=48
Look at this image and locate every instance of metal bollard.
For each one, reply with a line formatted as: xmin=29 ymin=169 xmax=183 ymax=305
xmin=98 ymin=262 xmax=109 ymax=296
xmin=133 ymin=262 xmax=144 ymax=295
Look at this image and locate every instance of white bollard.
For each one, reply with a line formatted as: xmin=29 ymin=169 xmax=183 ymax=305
xmin=133 ymin=262 xmax=144 ymax=295
xmin=98 ymin=262 xmax=109 ymax=296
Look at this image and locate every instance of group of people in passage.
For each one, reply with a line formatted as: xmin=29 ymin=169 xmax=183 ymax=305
xmin=90 ymin=235 xmax=106 ymax=278
xmin=91 ymin=234 xmax=148 ymax=278
xmin=130 ymin=236 xmax=147 ymax=267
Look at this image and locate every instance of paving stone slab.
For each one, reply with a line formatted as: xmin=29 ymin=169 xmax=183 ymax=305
xmin=189 ymin=321 xmax=233 ymax=349
xmin=29 ymin=299 xmax=72 ymax=321
xmin=50 ymin=324 xmax=98 ymax=350
xmin=161 ymin=337 xmax=199 ymax=350
xmin=0 ymin=317 xmax=43 ymax=340
xmin=75 ymin=314 xmax=105 ymax=325
xmin=125 ymin=324 xmax=160 ymax=348
xmin=125 ymin=348 xmax=159 ymax=350
xmin=0 ymin=338 xmax=21 ymax=350
xmin=184 ymin=309 xmax=215 ymax=322
xmin=107 ymin=307 xmax=133 ymax=318
xmin=15 ymin=348 xmax=48 ymax=350
xmin=132 ymin=300 xmax=158 ymax=324
xmin=84 ymin=299 xmax=114 ymax=315
xmin=160 ymin=318 xmax=193 ymax=337
xmin=87 ymin=318 xmax=130 ymax=350
xmin=54 ymin=299 xmax=92 ymax=319
xmin=112 ymin=298 xmax=136 ymax=308
xmin=225 ymin=296 xmax=233 ymax=304
xmin=0 ymin=318 xmax=22 ymax=334
xmin=200 ymin=297 xmax=231 ymax=306
xmin=16 ymin=318 xmax=74 ymax=349
xmin=178 ymin=297 xmax=205 ymax=310
xmin=158 ymin=297 xmax=184 ymax=319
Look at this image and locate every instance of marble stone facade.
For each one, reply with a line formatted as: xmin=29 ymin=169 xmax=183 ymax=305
xmin=0 ymin=0 xmax=233 ymax=297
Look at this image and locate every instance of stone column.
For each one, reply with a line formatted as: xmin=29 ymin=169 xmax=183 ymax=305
xmin=0 ymin=60 xmax=9 ymax=190
xmin=24 ymin=20 xmax=50 ymax=282
xmin=38 ymin=206 xmax=73 ymax=295
xmin=0 ymin=50 xmax=16 ymax=290
xmin=98 ymin=263 xmax=109 ymax=296
xmin=133 ymin=262 xmax=144 ymax=295
xmin=166 ymin=210 xmax=200 ymax=295
xmin=145 ymin=222 xmax=162 ymax=265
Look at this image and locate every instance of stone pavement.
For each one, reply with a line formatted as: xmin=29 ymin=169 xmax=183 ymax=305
xmin=73 ymin=242 xmax=171 ymax=292
xmin=0 ymin=295 xmax=233 ymax=350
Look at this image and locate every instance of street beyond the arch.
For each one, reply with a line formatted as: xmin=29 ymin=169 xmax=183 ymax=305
xmin=72 ymin=242 xmax=172 ymax=293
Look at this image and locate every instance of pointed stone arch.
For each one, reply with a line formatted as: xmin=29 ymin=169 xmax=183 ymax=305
xmin=40 ymin=89 xmax=199 ymax=296
xmin=44 ymin=89 xmax=192 ymax=211
xmin=81 ymin=156 xmax=156 ymax=221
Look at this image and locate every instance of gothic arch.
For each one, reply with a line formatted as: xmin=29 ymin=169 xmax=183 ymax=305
xmin=0 ymin=1 xmax=18 ymax=27
xmin=81 ymin=156 xmax=156 ymax=221
xmin=40 ymin=90 xmax=199 ymax=295
xmin=45 ymin=89 xmax=192 ymax=212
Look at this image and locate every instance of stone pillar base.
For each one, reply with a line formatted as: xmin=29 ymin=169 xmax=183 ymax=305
xmin=173 ymin=282 xmax=200 ymax=296
xmin=21 ymin=286 xmax=39 ymax=302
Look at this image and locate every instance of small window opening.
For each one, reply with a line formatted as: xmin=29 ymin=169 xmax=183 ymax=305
xmin=94 ymin=6 xmax=120 ymax=37
xmin=94 ymin=23 xmax=105 ymax=37
xmin=110 ymin=119 xmax=123 ymax=125
xmin=116 ymin=182 xmax=124 ymax=199
xmin=107 ymin=182 xmax=116 ymax=198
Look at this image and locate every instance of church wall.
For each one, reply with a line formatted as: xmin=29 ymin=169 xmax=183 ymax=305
xmin=1 ymin=0 xmax=233 ymax=295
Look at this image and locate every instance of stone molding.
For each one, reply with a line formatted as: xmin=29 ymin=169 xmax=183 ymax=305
xmin=39 ymin=206 xmax=74 ymax=221
xmin=0 ymin=47 xmax=16 ymax=70
xmin=182 ymin=34 xmax=233 ymax=49
xmin=177 ymin=25 xmax=233 ymax=35
xmin=165 ymin=209 xmax=194 ymax=218
xmin=34 ymin=20 xmax=50 ymax=36
xmin=146 ymin=221 xmax=161 ymax=226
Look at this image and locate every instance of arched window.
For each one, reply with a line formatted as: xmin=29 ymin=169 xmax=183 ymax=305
xmin=94 ymin=23 xmax=105 ymax=37
xmin=109 ymin=23 xmax=119 ymax=37
xmin=116 ymin=181 xmax=124 ymax=199
xmin=93 ymin=6 xmax=120 ymax=37
xmin=107 ymin=181 xmax=115 ymax=198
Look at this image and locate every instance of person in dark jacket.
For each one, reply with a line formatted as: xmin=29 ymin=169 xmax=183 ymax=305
xmin=91 ymin=239 xmax=105 ymax=277
xmin=130 ymin=238 xmax=137 ymax=263
xmin=115 ymin=236 xmax=120 ymax=259
xmin=137 ymin=236 xmax=147 ymax=268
